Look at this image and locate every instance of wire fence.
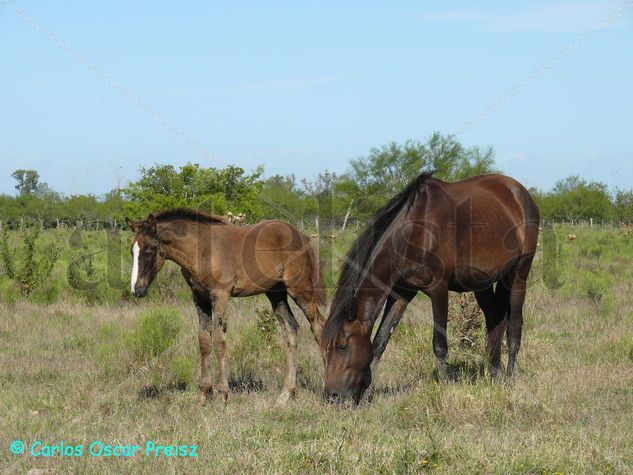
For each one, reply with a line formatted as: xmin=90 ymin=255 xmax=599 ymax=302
xmin=0 ymin=216 xmax=366 ymax=233
xmin=2 ymin=215 xmax=633 ymax=233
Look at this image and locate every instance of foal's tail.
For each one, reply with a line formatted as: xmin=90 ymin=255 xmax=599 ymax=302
xmin=307 ymin=237 xmax=328 ymax=308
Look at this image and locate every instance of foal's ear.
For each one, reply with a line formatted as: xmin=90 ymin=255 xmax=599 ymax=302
xmin=125 ymin=217 xmax=142 ymax=233
xmin=146 ymin=213 xmax=157 ymax=234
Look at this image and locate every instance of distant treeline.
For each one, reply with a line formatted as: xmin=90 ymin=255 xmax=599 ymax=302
xmin=2 ymin=132 xmax=633 ymax=228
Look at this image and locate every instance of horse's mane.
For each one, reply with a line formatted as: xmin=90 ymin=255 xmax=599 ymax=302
xmin=154 ymin=208 xmax=228 ymax=225
xmin=322 ymin=171 xmax=435 ymax=347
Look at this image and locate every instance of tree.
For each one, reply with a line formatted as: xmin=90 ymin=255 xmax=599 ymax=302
xmin=12 ymin=169 xmax=41 ymax=196
xmin=340 ymin=132 xmax=499 ymax=218
xmin=260 ymin=174 xmax=311 ymax=221
xmin=535 ymin=176 xmax=615 ymax=221
xmin=614 ymin=189 xmax=633 ymax=222
xmin=123 ymin=163 xmax=265 ymax=221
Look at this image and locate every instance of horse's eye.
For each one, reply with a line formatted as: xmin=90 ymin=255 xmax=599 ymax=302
xmin=144 ymin=250 xmax=153 ymax=256
xmin=338 ymin=343 xmax=348 ymax=351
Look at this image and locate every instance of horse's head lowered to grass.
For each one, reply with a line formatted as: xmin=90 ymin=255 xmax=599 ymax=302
xmin=125 ymin=214 xmax=165 ymax=297
xmin=321 ymin=172 xmax=540 ymax=405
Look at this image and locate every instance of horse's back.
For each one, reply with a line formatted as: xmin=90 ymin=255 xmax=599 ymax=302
xmin=243 ymin=219 xmax=310 ymax=249
xmin=211 ymin=219 xmax=318 ymax=297
xmin=422 ymin=174 xmax=539 ymax=286
xmin=435 ymin=174 xmax=539 ymax=240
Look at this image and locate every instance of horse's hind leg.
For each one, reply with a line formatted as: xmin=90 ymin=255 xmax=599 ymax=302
xmin=481 ymin=282 xmax=511 ymax=377
xmin=507 ymin=255 xmax=534 ymax=376
xmin=193 ymin=292 xmax=214 ymax=406
xmin=267 ymin=291 xmax=299 ymax=405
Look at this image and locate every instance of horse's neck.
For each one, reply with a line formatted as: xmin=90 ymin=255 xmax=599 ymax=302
xmin=352 ymin=242 xmax=395 ymax=329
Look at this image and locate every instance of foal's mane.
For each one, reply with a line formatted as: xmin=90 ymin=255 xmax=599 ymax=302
xmin=154 ymin=208 xmax=228 ymax=225
xmin=322 ymin=172 xmax=434 ymax=346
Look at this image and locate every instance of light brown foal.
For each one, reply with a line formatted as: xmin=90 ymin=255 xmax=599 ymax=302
xmin=126 ymin=209 xmax=326 ymax=406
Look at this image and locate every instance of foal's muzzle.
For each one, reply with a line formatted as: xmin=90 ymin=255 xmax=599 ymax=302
xmin=133 ymin=287 xmax=148 ymax=298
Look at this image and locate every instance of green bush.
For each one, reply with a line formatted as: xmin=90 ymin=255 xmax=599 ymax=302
xmin=94 ymin=309 xmax=189 ymax=390
xmin=0 ymin=278 xmax=20 ymax=305
xmin=132 ymin=308 xmax=182 ymax=361
xmin=0 ymin=225 xmax=60 ymax=296
xmin=168 ymin=355 xmax=196 ymax=388
xmin=579 ymin=270 xmax=615 ymax=316
xmin=256 ymin=307 xmax=278 ymax=344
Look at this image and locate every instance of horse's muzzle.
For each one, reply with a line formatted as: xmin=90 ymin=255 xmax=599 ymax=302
xmin=322 ymin=388 xmax=363 ymax=406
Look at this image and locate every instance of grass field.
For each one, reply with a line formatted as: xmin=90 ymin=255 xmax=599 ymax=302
xmin=1 ymin=226 xmax=633 ymax=473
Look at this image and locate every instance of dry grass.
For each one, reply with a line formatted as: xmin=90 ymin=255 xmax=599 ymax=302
xmin=2 ymin=231 xmax=633 ymax=473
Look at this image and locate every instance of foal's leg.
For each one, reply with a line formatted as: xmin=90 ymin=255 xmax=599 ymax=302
xmin=430 ymin=285 xmax=449 ymax=382
xmin=193 ymin=292 xmax=214 ymax=406
xmin=211 ymin=292 xmax=230 ymax=402
xmin=289 ymin=293 xmax=325 ymax=344
xmin=289 ymin=291 xmax=326 ymax=362
xmin=268 ymin=292 xmax=299 ymax=405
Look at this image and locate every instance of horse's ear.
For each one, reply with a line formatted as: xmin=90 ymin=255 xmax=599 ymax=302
xmin=146 ymin=213 xmax=157 ymax=234
xmin=125 ymin=217 xmax=141 ymax=233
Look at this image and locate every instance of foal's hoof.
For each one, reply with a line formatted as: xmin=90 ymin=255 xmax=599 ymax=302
xmin=275 ymin=389 xmax=295 ymax=406
xmin=197 ymin=389 xmax=213 ymax=406
xmin=215 ymin=388 xmax=230 ymax=406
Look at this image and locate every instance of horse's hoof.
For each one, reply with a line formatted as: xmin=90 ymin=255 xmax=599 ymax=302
xmin=490 ymin=367 xmax=502 ymax=380
xmin=435 ymin=358 xmax=449 ymax=383
xmin=436 ymin=373 xmax=448 ymax=384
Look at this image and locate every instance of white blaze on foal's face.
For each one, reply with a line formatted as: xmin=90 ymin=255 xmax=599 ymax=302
xmin=131 ymin=241 xmax=140 ymax=293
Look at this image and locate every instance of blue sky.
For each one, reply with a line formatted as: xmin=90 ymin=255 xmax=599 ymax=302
xmin=1 ymin=1 xmax=632 ymax=195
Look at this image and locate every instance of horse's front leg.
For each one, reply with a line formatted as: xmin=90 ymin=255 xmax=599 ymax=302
xmin=211 ymin=293 xmax=230 ymax=403
xmin=430 ymin=285 xmax=449 ymax=382
xmin=193 ymin=292 xmax=214 ymax=406
xmin=370 ymin=290 xmax=415 ymax=372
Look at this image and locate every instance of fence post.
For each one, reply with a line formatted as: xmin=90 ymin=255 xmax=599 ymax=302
xmin=341 ymin=199 xmax=354 ymax=231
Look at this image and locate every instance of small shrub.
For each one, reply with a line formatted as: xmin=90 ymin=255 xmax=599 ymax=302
xmin=31 ymin=279 xmax=63 ymax=304
xmin=132 ymin=308 xmax=182 ymax=361
xmin=0 ymin=225 xmax=60 ymax=296
xmin=230 ymin=314 xmax=284 ymax=388
xmin=579 ymin=270 xmax=615 ymax=316
xmin=67 ymin=249 xmax=99 ymax=290
xmin=94 ymin=322 xmax=134 ymax=380
xmin=168 ymin=355 xmax=195 ymax=388
xmin=256 ymin=307 xmax=278 ymax=344
xmin=448 ymin=292 xmax=483 ymax=349
xmin=0 ymin=278 xmax=20 ymax=305
xmin=95 ymin=310 xmax=187 ymax=389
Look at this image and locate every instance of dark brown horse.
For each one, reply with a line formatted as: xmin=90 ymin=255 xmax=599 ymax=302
xmin=321 ymin=173 xmax=540 ymax=403
xmin=126 ymin=209 xmax=326 ymax=406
